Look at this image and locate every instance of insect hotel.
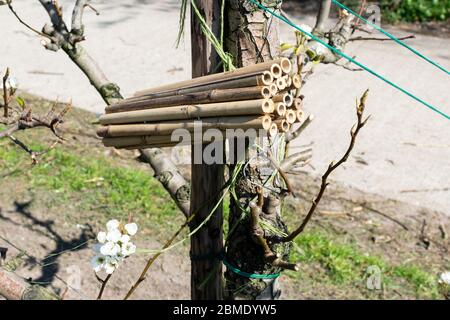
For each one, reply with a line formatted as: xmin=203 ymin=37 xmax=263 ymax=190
xmin=97 ymin=58 xmax=304 ymax=149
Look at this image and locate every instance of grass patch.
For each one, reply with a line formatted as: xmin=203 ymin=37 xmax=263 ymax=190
xmin=286 ymin=230 xmax=440 ymax=299
xmin=0 ymin=141 xmax=183 ymax=235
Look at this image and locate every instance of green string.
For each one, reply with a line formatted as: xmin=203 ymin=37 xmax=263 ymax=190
xmin=246 ymin=0 xmax=450 ymax=121
xmin=223 ymin=259 xmax=281 ymax=279
xmin=332 ymin=0 xmax=450 ymax=76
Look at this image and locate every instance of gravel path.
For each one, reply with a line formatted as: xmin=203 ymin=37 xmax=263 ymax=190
xmin=1 ymin=0 xmax=449 ymax=214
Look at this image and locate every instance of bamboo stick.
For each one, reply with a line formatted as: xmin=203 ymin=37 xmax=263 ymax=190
xmin=262 ymin=115 xmax=272 ymax=131
xmin=106 ymin=128 xmax=271 ymax=149
xmin=280 ymin=58 xmax=292 ymax=74
xmin=261 ymin=86 xmax=272 ymax=99
xmin=296 ymin=109 xmax=304 ymax=122
xmin=270 ymin=63 xmax=282 ymax=79
xmin=273 ymin=93 xmax=293 ymax=106
xmin=262 ymin=71 xmax=274 ymax=86
xmin=269 ymin=123 xmax=278 ymax=137
xmin=134 ymin=58 xmax=285 ymax=96
xmin=262 ymin=99 xmax=275 ymax=113
xmin=285 ymin=109 xmax=297 ymax=124
xmin=293 ymin=97 xmax=304 ymax=110
xmin=279 ymin=120 xmax=290 ymax=132
xmin=105 ymin=86 xmax=266 ymax=114
xmin=132 ymin=75 xmax=269 ymax=100
xmin=97 ymin=116 xmax=271 ymax=138
xmin=283 ymin=93 xmax=293 ymax=107
xmin=291 ymin=74 xmax=302 ymax=89
xmin=269 ymin=83 xmax=278 ymax=96
xmin=275 ymin=102 xmax=286 ymax=117
xmin=99 ymin=99 xmax=271 ymax=125
xmin=276 ymin=77 xmax=287 ymax=90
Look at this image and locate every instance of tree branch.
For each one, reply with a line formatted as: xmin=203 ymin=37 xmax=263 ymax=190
xmin=314 ymin=0 xmax=332 ymax=34
xmin=275 ymin=90 xmax=370 ymax=243
xmin=0 ymin=267 xmax=59 ymax=300
xmin=11 ymin=0 xmax=193 ymax=214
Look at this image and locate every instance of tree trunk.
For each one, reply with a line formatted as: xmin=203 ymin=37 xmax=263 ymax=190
xmin=189 ymin=0 xmax=224 ymax=300
xmin=224 ymin=0 xmax=291 ymax=300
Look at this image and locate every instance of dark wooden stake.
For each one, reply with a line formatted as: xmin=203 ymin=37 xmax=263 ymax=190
xmin=190 ymin=0 xmax=224 ymax=300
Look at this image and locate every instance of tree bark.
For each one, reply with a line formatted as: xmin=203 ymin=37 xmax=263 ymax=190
xmin=0 ymin=268 xmax=59 ymax=300
xmin=189 ymin=0 xmax=224 ymax=300
xmin=224 ymin=0 xmax=291 ymax=300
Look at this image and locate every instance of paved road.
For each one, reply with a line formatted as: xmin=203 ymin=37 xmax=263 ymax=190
xmin=1 ymin=1 xmax=449 ymax=214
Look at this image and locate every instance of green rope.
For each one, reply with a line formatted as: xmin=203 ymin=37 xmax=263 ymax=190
xmin=247 ymin=0 xmax=450 ymax=121
xmin=190 ymin=0 xmax=235 ymax=71
xmin=223 ymin=259 xmax=281 ymax=279
xmin=332 ymin=0 xmax=450 ymax=76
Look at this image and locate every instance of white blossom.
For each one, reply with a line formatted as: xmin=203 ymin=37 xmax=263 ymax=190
xmin=106 ymin=228 xmax=122 ymax=242
xmin=124 ymin=222 xmax=138 ymax=236
xmin=100 ymin=241 xmax=121 ymax=256
xmin=439 ymin=272 xmax=450 ymax=285
xmin=120 ymin=234 xmax=130 ymax=244
xmin=92 ymin=219 xmax=138 ymax=274
xmin=106 ymin=219 xmax=120 ymax=231
xmin=97 ymin=231 xmax=107 ymax=243
xmin=91 ymin=255 xmax=106 ymax=273
xmin=122 ymin=242 xmax=136 ymax=256
xmin=7 ymin=77 xmax=19 ymax=90
xmin=104 ymin=260 xmax=117 ymax=274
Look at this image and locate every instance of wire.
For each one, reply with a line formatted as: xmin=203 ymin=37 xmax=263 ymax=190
xmin=246 ymin=0 xmax=450 ymax=121
xmin=332 ymin=0 xmax=450 ymax=76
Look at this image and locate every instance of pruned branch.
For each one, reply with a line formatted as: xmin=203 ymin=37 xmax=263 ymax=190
xmin=95 ymin=273 xmax=112 ymax=300
xmin=285 ymin=114 xmax=314 ymax=143
xmin=0 ymin=71 xmax=71 ymax=162
xmin=349 ymin=35 xmax=416 ymax=42
xmin=274 ymin=90 xmax=370 ymax=243
xmin=0 ymin=267 xmax=60 ymax=300
xmin=249 ymin=201 xmax=299 ymax=271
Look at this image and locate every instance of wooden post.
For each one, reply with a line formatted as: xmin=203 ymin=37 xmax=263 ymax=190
xmin=190 ymin=0 xmax=224 ymax=300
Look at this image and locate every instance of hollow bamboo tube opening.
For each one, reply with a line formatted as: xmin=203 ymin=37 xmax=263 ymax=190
xmin=276 ymin=77 xmax=287 ymax=90
xmin=276 ymin=102 xmax=287 ymax=117
xmin=269 ymin=123 xmax=279 ymax=137
xmin=283 ymin=93 xmax=293 ymax=107
xmin=262 ymin=99 xmax=275 ymax=113
xmin=261 ymin=86 xmax=272 ymax=99
xmin=296 ymin=109 xmax=304 ymax=122
xmin=270 ymin=63 xmax=283 ymax=79
xmin=292 ymin=74 xmax=302 ymax=89
xmin=269 ymin=83 xmax=278 ymax=96
xmin=262 ymin=115 xmax=272 ymax=131
xmin=262 ymin=71 xmax=274 ymax=86
xmin=286 ymin=110 xmax=297 ymax=124
xmin=280 ymin=58 xmax=292 ymax=74
xmin=280 ymin=120 xmax=290 ymax=132
xmin=294 ymin=97 xmax=304 ymax=110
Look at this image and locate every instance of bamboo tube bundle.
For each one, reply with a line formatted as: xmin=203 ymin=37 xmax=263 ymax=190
xmin=97 ymin=58 xmax=308 ymax=149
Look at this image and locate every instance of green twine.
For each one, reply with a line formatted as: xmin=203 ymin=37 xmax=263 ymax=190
xmin=223 ymin=259 xmax=281 ymax=279
xmin=332 ymin=0 xmax=450 ymax=76
xmin=247 ymin=0 xmax=450 ymax=121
